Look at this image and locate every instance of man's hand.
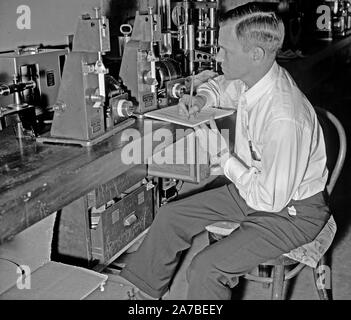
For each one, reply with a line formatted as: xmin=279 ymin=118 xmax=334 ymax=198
xmin=184 ymin=70 xmax=218 ymax=89
xmin=195 ymin=118 xmax=230 ymax=167
xmin=178 ymin=94 xmax=206 ymax=119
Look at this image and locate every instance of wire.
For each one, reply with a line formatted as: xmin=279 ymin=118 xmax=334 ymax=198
xmin=0 ymin=257 xmax=26 ymax=276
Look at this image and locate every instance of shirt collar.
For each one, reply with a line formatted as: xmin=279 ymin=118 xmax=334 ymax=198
xmin=241 ymin=61 xmax=279 ymax=109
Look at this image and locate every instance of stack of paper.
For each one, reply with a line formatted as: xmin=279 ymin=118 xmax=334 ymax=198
xmin=145 ymin=105 xmax=234 ymax=128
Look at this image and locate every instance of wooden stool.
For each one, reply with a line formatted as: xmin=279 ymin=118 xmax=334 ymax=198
xmin=207 ymin=229 xmax=305 ymax=300
xmin=243 ymin=255 xmax=306 ymax=300
xmin=208 ymin=229 xmax=329 ymax=300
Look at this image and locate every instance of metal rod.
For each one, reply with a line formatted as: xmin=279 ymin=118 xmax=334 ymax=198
xmin=188 ymin=24 xmax=195 ymax=74
xmin=166 ymin=0 xmax=171 ymax=30
xmin=188 ymin=71 xmax=195 ymax=120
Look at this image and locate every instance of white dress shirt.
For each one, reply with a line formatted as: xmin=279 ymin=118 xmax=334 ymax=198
xmin=197 ymin=62 xmax=328 ymax=213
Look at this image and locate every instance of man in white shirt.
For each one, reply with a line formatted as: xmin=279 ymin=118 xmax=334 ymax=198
xmin=120 ymin=2 xmax=330 ymax=300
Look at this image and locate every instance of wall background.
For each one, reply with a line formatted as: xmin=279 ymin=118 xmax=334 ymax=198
xmin=0 ymin=0 xmax=108 ymax=51
xmin=0 ymin=0 xmax=273 ymax=52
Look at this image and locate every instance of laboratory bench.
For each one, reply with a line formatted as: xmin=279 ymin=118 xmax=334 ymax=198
xmin=0 ymin=118 xmax=183 ymax=242
xmin=1 ymin=34 xmax=351 ymax=268
xmin=0 ymin=114 xmax=224 ymax=270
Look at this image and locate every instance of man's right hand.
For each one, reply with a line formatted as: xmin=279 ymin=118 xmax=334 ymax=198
xmin=178 ymin=94 xmax=206 ymax=118
xmin=184 ymin=70 xmax=218 ymax=89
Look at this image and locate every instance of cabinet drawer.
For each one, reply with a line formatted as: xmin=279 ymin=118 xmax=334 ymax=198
xmin=148 ymin=130 xmax=210 ymax=183
xmin=87 ymin=165 xmax=147 ymax=209
xmin=90 ymin=183 xmax=155 ymax=265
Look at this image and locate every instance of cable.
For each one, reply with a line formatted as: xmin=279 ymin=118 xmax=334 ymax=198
xmin=0 ymin=257 xmax=26 ymax=276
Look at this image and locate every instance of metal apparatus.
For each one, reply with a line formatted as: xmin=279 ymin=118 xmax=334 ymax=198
xmin=37 ymin=8 xmax=135 ymax=147
xmin=119 ymin=0 xmax=218 ymax=114
xmin=0 ymin=47 xmax=66 ymax=137
xmin=0 ymin=75 xmax=37 ymax=137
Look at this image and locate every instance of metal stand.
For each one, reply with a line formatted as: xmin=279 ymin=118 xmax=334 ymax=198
xmin=37 ymin=118 xmax=135 ymax=147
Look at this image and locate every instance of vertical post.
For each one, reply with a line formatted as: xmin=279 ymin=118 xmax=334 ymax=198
xmin=271 ymin=265 xmax=285 ymax=300
xmin=51 ymin=196 xmax=93 ymax=268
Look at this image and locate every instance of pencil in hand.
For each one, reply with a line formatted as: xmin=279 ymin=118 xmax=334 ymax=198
xmin=188 ymin=71 xmax=195 ymax=120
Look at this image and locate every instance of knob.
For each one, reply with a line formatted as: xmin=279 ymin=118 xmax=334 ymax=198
xmin=171 ymin=82 xmax=187 ymax=98
xmin=113 ymin=99 xmax=135 ymax=117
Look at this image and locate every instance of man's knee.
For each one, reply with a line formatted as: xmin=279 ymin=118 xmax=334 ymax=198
xmin=152 ymin=204 xmax=179 ymax=229
xmin=186 ymin=250 xmax=214 ymax=283
xmin=187 ymin=248 xmax=240 ymax=289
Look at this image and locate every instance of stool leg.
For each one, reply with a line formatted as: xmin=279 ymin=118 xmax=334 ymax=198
xmin=258 ymin=265 xmax=271 ymax=289
xmin=313 ymin=256 xmax=332 ymax=300
xmin=271 ymin=265 xmax=285 ymax=300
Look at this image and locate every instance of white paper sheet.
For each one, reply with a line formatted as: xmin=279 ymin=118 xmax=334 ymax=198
xmin=145 ymin=105 xmax=234 ymax=128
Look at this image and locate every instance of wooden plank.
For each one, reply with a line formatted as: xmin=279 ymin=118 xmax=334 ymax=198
xmin=0 ymin=119 xmax=178 ymax=243
xmin=51 ymin=197 xmax=92 ymax=268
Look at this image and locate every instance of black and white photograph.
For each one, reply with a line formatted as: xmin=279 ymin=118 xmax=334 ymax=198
xmin=0 ymin=0 xmax=350 ymax=308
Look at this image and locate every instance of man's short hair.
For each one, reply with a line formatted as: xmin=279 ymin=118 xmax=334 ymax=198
xmin=220 ymin=2 xmax=285 ymax=55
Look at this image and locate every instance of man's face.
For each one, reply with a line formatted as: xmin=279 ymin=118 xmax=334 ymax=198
xmin=216 ymin=24 xmax=253 ymax=81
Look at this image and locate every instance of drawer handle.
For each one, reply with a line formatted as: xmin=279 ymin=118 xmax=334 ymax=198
xmin=124 ymin=213 xmax=137 ymax=227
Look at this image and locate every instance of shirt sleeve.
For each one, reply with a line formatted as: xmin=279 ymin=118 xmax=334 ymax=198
xmin=223 ymin=119 xmax=312 ymax=212
xmin=196 ymin=76 xmax=241 ymax=109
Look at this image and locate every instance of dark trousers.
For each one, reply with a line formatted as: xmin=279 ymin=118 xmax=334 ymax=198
xmin=120 ymin=183 xmax=330 ymax=300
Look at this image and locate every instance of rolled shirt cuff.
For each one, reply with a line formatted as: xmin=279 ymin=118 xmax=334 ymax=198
xmin=196 ymin=90 xmax=216 ymax=109
xmin=223 ymin=156 xmax=248 ymax=182
xmin=210 ymin=148 xmax=229 ymax=167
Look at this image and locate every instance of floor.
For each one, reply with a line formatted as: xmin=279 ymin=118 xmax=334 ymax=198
xmin=87 ymin=60 xmax=351 ymax=300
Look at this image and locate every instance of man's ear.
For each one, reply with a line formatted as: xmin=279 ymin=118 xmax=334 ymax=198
xmin=251 ymin=46 xmax=265 ymax=62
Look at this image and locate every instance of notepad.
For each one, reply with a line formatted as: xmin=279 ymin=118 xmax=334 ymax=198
xmin=144 ymin=105 xmax=234 ymax=128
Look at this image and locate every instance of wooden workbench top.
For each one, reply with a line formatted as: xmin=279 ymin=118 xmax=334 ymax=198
xmin=0 ymin=118 xmax=177 ymax=243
